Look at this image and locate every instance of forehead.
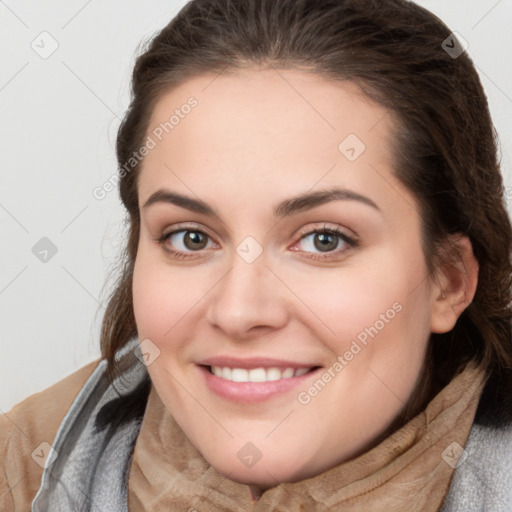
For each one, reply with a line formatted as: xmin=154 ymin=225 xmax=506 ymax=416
xmin=145 ymin=67 xmax=393 ymax=155
xmin=137 ymin=67 xmax=409 ymax=217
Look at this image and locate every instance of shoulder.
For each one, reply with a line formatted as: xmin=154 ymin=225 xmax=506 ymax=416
xmin=0 ymin=359 xmax=102 ymax=511
xmin=442 ymin=421 xmax=512 ymax=511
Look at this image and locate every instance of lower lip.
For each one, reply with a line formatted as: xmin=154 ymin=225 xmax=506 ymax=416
xmin=199 ymin=365 xmax=320 ymax=403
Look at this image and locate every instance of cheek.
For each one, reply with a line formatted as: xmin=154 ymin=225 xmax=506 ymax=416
xmin=132 ymin=251 xmax=196 ymax=341
xmin=132 ymin=248 xmax=227 ymax=350
xmin=295 ymin=259 xmax=416 ymax=341
xmin=297 ymin=245 xmax=431 ymax=373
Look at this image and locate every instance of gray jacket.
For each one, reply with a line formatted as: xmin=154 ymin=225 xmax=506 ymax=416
xmin=31 ymin=337 xmax=512 ymax=511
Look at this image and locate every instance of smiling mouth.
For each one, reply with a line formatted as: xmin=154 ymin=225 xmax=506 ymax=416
xmin=205 ymin=365 xmax=320 ymax=383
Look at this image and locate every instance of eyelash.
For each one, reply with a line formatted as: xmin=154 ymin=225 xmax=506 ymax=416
xmin=156 ymin=223 xmax=358 ymax=261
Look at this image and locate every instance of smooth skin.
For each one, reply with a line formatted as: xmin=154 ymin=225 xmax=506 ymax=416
xmin=132 ymin=67 xmax=478 ymax=490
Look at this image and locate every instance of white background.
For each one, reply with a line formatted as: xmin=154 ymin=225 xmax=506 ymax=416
xmin=1 ymin=0 xmax=511 ymax=411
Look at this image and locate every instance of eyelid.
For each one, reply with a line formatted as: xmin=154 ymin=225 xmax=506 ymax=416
xmin=294 ymin=222 xmax=357 ymax=241
xmin=158 ymin=222 xmax=217 ymax=242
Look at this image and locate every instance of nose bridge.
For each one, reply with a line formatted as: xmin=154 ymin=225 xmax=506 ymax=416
xmin=206 ymin=250 xmax=288 ymax=338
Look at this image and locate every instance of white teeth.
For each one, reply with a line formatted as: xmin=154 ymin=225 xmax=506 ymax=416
xmin=231 ymin=368 xmax=249 ymax=382
xmin=266 ymin=368 xmax=282 ymax=381
xmin=281 ymin=368 xmax=294 ymax=379
xmin=248 ymin=368 xmax=267 ymax=382
xmin=209 ymin=366 xmax=312 ymax=382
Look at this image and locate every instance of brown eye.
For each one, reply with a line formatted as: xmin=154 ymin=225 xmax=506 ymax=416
xmin=299 ymin=230 xmax=346 ymax=253
xmin=183 ymin=231 xmax=208 ymax=250
xmin=313 ymin=232 xmax=339 ymax=252
xmin=293 ymin=227 xmax=358 ymax=261
xmin=165 ymin=229 xmax=212 ymax=252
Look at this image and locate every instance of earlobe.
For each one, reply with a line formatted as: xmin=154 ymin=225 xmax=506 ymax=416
xmin=430 ymin=236 xmax=479 ymax=334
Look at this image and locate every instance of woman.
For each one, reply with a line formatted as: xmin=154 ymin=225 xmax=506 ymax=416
xmin=2 ymin=0 xmax=511 ymax=510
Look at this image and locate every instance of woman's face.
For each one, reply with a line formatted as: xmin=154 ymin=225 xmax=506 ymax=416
xmin=132 ymin=68 xmax=441 ymax=487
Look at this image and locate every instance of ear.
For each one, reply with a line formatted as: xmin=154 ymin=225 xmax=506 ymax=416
xmin=430 ymin=235 xmax=479 ymax=334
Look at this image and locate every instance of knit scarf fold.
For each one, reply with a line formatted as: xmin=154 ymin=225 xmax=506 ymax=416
xmin=127 ymin=362 xmax=485 ymax=512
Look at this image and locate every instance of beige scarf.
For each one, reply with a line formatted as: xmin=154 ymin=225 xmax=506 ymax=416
xmin=128 ymin=363 xmax=485 ymax=512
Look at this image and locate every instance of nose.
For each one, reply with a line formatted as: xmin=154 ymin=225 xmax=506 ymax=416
xmin=206 ymin=253 xmax=290 ymax=340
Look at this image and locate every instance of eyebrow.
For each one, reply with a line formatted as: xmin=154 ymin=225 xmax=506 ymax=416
xmin=142 ymin=187 xmax=380 ymax=219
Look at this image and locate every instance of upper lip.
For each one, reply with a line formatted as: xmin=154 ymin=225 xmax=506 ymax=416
xmin=198 ymin=356 xmax=321 ymax=370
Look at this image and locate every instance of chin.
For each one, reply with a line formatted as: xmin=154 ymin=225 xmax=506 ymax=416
xmin=207 ymin=448 xmax=312 ymax=489
xmin=220 ymin=466 xmax=294 ymax=489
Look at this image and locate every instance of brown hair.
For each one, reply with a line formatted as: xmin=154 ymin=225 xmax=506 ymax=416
xmin=99 ymin=0 xmax=512 ymax=428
